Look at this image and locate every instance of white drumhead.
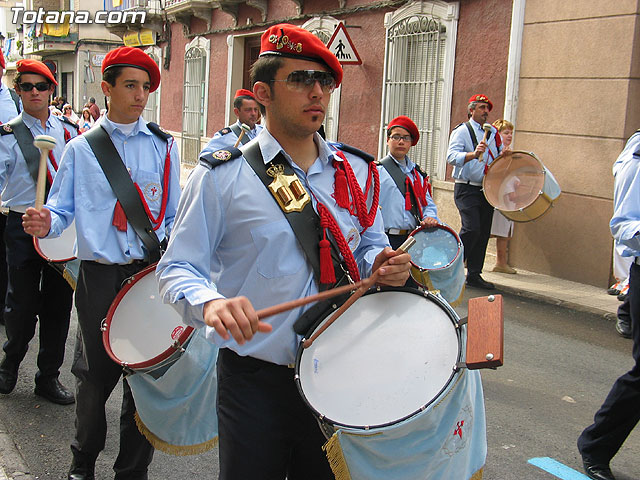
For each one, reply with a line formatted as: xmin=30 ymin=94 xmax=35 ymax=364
xmin=35 ymin=220 xmax=77 ymax=262
xmin=298 ymin=290 xmax=460 ymax=428
xmin=108 ymin=269 xmax=187 ymax=366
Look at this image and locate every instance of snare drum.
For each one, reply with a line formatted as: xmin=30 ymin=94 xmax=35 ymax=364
xmin=102 ymin=263 xmax=194 ymax=373
xmin=34 ymin=220 xmax=77 ymax=262
xmin=296 ymin=288 xmax=486 ymax=480
xmin=409 ymin=224 xmax=465 ymax=306
xmin=483 ymin=150 xmax=561 ymax=222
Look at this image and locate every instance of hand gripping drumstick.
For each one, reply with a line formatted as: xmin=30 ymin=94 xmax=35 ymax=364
xmin=33 ymin=135 xmax=57 ymax=210
xmin=233 ymin=123 xmax=252 ymax=148
xmin=302 ymin=235 xmax=416 ymax=349
xmin=481 ymin=123 xmax=492 ymax=162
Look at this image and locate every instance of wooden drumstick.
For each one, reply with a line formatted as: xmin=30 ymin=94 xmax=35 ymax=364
xmin=33 ymin=135 xmax=57 ymax=210
xmin=233 ymin=123 xmax=251 ymax=148
xmin=302 ymin=235 xmax=416 ymax=349
xmin=481 ymin=123 xmax=492 ymax=161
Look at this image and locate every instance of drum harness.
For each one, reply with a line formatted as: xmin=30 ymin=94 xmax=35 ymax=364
xmin=378 ymin=155 xmax=425 ymax=226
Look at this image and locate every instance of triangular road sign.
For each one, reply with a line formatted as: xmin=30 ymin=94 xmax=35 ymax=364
xmin=326 ymin=22 xmax=362 ymax=65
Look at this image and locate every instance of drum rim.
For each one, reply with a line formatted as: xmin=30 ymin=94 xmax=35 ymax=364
xmin=482 ymin=150 xmax=545 ymax=212
xmin=33 ymin=223 xmax=77 ymax=263
xmin=102 ymin=262 xmax=195 ymax=369
xmin=408 ymin=224 xmax=463 ymax=272
xmin=294 ymin=286 xmax=462 ymax=431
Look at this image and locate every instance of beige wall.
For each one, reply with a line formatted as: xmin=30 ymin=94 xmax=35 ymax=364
xmin=511 ymin=0 xmax=640 ymax=287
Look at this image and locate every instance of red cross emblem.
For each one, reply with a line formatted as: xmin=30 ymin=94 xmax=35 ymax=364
xmin=454 ymin=420 xmax=464 ymax=439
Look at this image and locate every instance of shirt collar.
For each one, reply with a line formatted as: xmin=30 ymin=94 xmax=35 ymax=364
xmin=100 ymin=115 xmax=150 ymax=137
xmin=21 ymin=110 xmax=54 ymax=130
xmin=257 ymin=127 xmax=333 ymax=167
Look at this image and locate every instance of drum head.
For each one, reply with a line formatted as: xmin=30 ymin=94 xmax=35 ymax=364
xmin=296 ymin=289 xmax=461 ymax=429
xmin=410 ymin=225 xmax=461 ymax=271
xmin=483 ymin=151 xmax=545 ymax=211
xmin=34 ymin=220 xmax=77 ymax=262
xmin=104 ymin=264 xmax=193 ymax=370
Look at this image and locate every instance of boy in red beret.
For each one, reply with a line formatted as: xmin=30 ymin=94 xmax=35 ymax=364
xmin=23 ymin=46 xmax=181 ymax=480
xmin=200 ymin=88 xmax=263 ymax=154
xmin=157 ymin=23 xmax=411 ymax=479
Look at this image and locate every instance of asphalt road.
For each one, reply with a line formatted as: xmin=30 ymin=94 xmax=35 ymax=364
xmin=0 ymin=287 xmax=638 ymax=479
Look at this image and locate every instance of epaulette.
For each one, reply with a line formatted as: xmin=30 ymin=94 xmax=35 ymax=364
xmin=217 ymin=127 xmax=232 ymax=136
xmin=452 ymin=122 xmax=465 ymax=130
xmin=147 ymin=122 xmax=173 ymax=142
xmin=59 ymin=115 xmax=80 ymax=131
xmin=414 ymin=163 xmax=428 ymax=178
xmin=330 ymin=142 xmax=374 ymax=163
xmin=0 ymin=124 xmax=14 ymax=136
xmin=199 ymin=147 xmax=242 ymax=169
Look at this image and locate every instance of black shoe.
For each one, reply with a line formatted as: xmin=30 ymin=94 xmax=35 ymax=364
xmin=466 ymin=275 xmax=495 ymax=290
xmin=582 ymin=458 xmax=616 ymax=480
xmin=34 ymin=377 xmax=75 ymax=405
xmin=0 ymin=368 xmax=17 ymax=394
xmin=607 ymin=287 xmax=621 ymax=295
xmin=68 ymin=474 xmax=95 ymax=480
xmin=615 ymin=317 xmax=632 ymax=339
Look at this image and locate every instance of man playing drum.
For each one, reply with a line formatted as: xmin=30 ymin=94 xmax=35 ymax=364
xmin=0 ymin=59 xmax=78 ymax=405
xmin=22 ymin=47 xmax=181 ymax=480
xmin=200 ymin=88 xmax=263 ymax=155
xmin=156 ymin=23 xmax=411 ymax=480
xmin=447 ymin=94 xmax=502 ymax=290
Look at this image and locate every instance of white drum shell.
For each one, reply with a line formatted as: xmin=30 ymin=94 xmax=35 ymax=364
xmin=35 ymin=220 xmax=77 ymax=262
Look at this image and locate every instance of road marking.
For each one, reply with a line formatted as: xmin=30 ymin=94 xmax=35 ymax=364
xmin=528 ymin=457 xmax=590 ymax=479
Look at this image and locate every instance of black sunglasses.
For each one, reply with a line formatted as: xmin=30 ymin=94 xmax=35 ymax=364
xmin=271 ymin=70 xmax=336 ymax=93
xmin=18 ymin=82 xmax=50 ymax=92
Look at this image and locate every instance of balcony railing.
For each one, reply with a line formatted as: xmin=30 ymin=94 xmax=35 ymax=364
xmin=23 ymin=32 xmax=79 ymax=55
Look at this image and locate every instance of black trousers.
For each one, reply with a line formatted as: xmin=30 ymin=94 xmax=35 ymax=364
xmin=217 ymin=348 xmax=334 ymax=480
xmin=453 ymin=183 xmax=494 ymax=276
xmin=70 ymin=260 xmax=154 ymax=479
xmin=0 ymin=213 xmax=8 ymax=321
xmin=578 ymin=262 xmax=640 ymax=463
xmin=2 ymin=211 xmax=72 ymax=381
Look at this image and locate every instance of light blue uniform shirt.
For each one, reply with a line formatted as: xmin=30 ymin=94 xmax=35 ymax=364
xmin=0 ymin=84 xmax=20 ymax=124
xmin=45 ymin=116 xmax=181 ymax=264
xmin=610 ymin=131 xmax=640 ymax=257
xmin=378 ymin=154 xmax=439 ymax=231
xmin=200 ymin=120 xmax=263 ymax=157
xmin=0 ymin=111 xmax=77 ymax=209
xmin=157 ymin=128 xmax=389 ymax=365
xmin=446 ymin=119 xmax=502 ymax=184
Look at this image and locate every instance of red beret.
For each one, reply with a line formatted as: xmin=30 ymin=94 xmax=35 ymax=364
xmin=0 ymin=49 xmax=5 ymax=70
xmin=388 ymin=115 xmax=419 ymax=146
xmin=259 ymin=23 xmax=343 ymax=87
xmin=102 ymin=46 xmax=160 ymax=93
xmin=16 ymin=59 xmax=57 ymax=85
xmin=235 ymin=88 xmax=255 ymax=99
xmin=468 ymin=94 xmax=493 ymax=111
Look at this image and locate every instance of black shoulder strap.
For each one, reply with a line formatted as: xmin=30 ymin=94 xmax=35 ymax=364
xmin=465 ymin=122 xmax=478 ymax=150
xmin=8 ymin=114 xmax=47 ymax=195
xmin=147 ymin=122 xmax=172 ymax=142
xmin=229 ymin=123 xmax=250 ymax=146
xmin=241 ymin=141 xmax=342 ymax=287
xmin=9 ymin=89 xmax=21 ymax=114
xmin=59 ymin=115 xmax=79 ymax=132
xmin=330 ymin=142 xmax=374 ymax=163
xmin=379 ymin=155 xmax=422 ymax=223
xmin=83 ymin=126 xmax=164 ymax=263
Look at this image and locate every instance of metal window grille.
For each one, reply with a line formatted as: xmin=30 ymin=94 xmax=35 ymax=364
xmin=143 ymin=52 xmax=159 ymax=124
xmin=181 ymin=46 xmax=206 ymax=166
xmin=381 ymin=14 xmax=446 ymax=177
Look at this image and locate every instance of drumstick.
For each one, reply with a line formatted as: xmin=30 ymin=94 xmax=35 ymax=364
xmin=33 ymin=135 xmax=57 ymax=210
xmin=233 ymin=123 xmax=251 ymax=148
xmin=302 ymin=236 xmax=416 ymax=349
xmin=481 ymin=123 xmax=492 ymax=161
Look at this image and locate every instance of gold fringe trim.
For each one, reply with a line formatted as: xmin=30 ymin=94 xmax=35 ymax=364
xmin=63 ymin=268 xmax=77 ymax=290
xmin=134 ymin=411 xmax=218 ymax=456
xmin=448 ymin=283 xmax=465 ymax=307
xmin=470 ymin=467 xmax=483 ymax=479
xmin=323 ymin=433 xmax=352 ymax=480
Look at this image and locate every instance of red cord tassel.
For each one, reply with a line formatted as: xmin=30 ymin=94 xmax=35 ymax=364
xmin=319 ymin=236 xmax=336 ymax=284
xmin=333 ymin=167 xmax=350 ymax=209
xmin=405 ymin=178 xmax=412 ymax=211
xmin=112 ymin=201 xmax=128 ymax=232
xmin=64 ymin=128 xmax=71 ymax=143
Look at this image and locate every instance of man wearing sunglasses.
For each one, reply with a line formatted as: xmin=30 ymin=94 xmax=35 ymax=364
xmin=157 ymin=23 xmax=411 ymax=480
xmin=200 ymin=88 xmax=263 ymax=155
xmin=0 ymin=59 xmax=78 ymax=406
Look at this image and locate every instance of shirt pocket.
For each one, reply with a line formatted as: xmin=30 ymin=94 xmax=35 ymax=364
xmin=78 ymin=173 xmax=114 ymax=211
xmin=135 ymin=169 xmax=163 ymax=214
xmin=251 ymin=219 xmax=306 ymax=279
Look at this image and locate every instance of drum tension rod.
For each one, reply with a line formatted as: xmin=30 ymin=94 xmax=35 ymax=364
xmin=457 ymin=316 xmax=468 ymax=327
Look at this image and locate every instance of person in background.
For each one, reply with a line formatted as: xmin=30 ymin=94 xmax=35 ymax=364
xmin=490 ymin=119 xmax=517 ymax=274
xmin=62 ymin=104 xmax=79 ymax=124
xmin=85 ymin=97 xmax=100 ymax=122
xmin=77 ymin=108 xmax=94 ymax=134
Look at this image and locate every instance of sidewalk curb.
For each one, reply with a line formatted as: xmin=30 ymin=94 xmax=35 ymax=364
xmin=0 ymin=416 xmax=34 ymax=480
xmin=493 ymin=283 xmax=619 ymax=321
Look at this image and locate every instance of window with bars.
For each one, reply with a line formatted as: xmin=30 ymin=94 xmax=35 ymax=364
xmin=380 ymin=3 xmax=457 ymax=179
xmin=181 ymin=45 xmax=207 ymax=166
xmin=143 ymin=51 xmax=160 ymax=124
